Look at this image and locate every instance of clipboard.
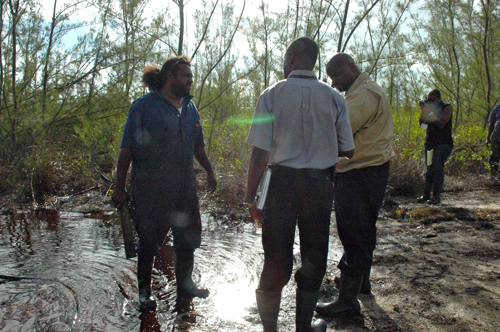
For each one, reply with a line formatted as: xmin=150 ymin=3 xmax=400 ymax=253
xmin=256 ymin=168 xmax=272 ymax=212
xmin=426 ymin=149 xmax=434 ymax=167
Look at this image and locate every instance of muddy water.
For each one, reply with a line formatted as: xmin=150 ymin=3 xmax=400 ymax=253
xmin=0 ymin=207 xmax=343 ymax=331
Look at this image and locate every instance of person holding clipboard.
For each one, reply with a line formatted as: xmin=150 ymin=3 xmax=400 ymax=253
xmin=245 ymin=37 xmax=354 ymax=332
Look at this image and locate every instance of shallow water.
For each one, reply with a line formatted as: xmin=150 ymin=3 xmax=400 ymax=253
xmin=0 ymin=206 xmax=343 ymax=331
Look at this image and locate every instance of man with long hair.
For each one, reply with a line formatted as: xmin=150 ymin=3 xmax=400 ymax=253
xmin=113 ymin=55 xmax=216 ymax=311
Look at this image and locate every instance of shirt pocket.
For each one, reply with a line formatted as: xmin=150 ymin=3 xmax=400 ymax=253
xmin=188 ymin=120 xmax=202 ymax=141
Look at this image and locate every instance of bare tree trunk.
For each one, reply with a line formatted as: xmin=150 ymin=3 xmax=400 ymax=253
xmin=41 ymin=0 xmax=58 ymax=139
xmin=0 ymin=0 xmax=5 ymax=116
xmin=8 ymin=0 xmax=20 ymax=156
xmin=261 ymin=0 xmax=269 ymax=88
xmin=369 ymin=0 xmax=411 ymax=76
xmin=207 ymin=108 xmax=219 ymax=155
xmin=337 ymin=0 xmax=350 ymax=52
xmin=88 ymin=3 xmax=110 ymax=114
xmin=341 ymin=0 xmax=380 ymax=52
xmin=481 ymin=0 xmax=491 ymax=127
xmin=293 ymin=0 xmax=299 ymax=39
xmin=191 ymin=0 xmax=219 ymax=60
xmin=177 ymin=0 xmax=184 ymax=55
xmin=196 ymin=0 xmax=246 ymax=109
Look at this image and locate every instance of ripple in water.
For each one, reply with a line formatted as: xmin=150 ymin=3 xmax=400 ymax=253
xmin=0 ymin=208 xmax=344 ymax=331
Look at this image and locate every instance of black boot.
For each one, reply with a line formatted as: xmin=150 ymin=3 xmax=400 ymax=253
xmin=427 ymin=181 xmax=442 ymax=205
xmin=333 ymin=269 xmax=371 ymax=295
xmin=137 ymin=252 xmax=157 ymax=311
xmin=315 ymin=273 xmax=362 ymax=317
xmin=174 ymin=251 xmax=209 ymax=298
xmin=361 ymin=266 xmax=372 ymax=295
xmin=417 ymin=169 xmax=433 ymax=203
xmin=256 ymin=289 xmax=281 ymax=332
xmin=296 ymin=289 xmax=326 ymax=332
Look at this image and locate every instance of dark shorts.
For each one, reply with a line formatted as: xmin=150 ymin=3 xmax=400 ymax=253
xmin=133 ymin=183 xmax=202 ymax=256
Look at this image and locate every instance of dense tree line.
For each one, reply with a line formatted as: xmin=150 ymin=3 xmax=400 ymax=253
xmin=0 ymin=0 xmax=498 ymax=197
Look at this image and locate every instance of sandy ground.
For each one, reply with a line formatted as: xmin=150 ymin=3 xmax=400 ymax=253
xmin=318 ymin=185 xmax=500 ymax=332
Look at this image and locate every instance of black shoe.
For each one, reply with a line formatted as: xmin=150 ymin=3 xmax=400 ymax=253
xmin=416 ymin=195 xmax=430 ymax=203
xmin=310 ymin=319 xmax=327 ymax=332
xmin=426 ymin=196 xmax=441 ymax=205
xmin=139 ymin=290 xmax=157 ymax=311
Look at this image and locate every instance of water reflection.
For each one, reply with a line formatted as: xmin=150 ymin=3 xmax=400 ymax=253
xmin=0 ymin=207 xmax=344 ymax=331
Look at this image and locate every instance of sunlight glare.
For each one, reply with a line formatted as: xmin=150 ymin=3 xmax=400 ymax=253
xmin=211 ymin=280 xmax=256 ymax=323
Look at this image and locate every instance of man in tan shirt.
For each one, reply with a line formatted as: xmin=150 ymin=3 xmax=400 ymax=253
xmin=316 ymin=53 xmax=394 ymax=317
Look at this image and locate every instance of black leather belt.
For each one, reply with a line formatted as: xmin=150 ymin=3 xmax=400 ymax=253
xmin=271 ymin=164 xmax=332 ymax=177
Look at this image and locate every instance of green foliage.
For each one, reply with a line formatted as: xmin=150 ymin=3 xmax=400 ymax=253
xmin=23 ymin=145 xmax=96 ymax=203
xmin=447 ymin=124 xmax=490 ymax=175
xmin=200 ymin=111 xmax=253 ymax=206
xmin=204 ymin=113 xmax=253 ymax=176
xmin=72 ymin=115 xmax=123 ymax=173
xmin=390 ymin=107 xmax=427 ymax=196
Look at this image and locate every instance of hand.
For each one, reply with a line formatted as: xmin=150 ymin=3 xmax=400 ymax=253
xmin=248 ymin=201 xmax=265 ymax=221
xmin=206 ymin=171 xmax=217 ymax=193
xmin=112 ymin=187 xmax=127 ymax=209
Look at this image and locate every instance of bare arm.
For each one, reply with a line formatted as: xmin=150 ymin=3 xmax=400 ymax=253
xmin=194 ymin=146 xmax=217 ymax=192
xmin=424 ymin=104 xmax=453 ymax=129
xmin=112 ymin=147 xmax=132 ymax=207
xmin=245 ymin=146 xmax=270 ymax=204
xmin=486 ymin=122 xmax=495 ymax=144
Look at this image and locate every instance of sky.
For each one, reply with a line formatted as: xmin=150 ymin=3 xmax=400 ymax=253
xmin=41 ymin=0 xmax=349 ymax=51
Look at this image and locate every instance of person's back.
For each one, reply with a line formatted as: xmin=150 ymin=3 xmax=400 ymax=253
xmin=245 ymin=37 xmax=354 ymax=332
xmin=249 ymin=70 xmax=351 ymax=169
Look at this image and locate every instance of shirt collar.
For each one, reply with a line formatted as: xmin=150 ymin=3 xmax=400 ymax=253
xmin=288 ymin=70 xmax=316 ymax=79
xmin=153 ymin=90 xmax=193 ymax=105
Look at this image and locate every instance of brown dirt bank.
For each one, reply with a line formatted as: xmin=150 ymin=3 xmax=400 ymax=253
xmin=319 ymin=185 xmax=500 ymax=332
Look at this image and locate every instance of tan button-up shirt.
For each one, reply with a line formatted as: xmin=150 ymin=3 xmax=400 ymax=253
xmin=336 ymin=72 xmax=394 ymax=172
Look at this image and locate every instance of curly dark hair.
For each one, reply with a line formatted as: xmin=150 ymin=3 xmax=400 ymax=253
xmin=141 ymin=55 xmax=191 ymax=91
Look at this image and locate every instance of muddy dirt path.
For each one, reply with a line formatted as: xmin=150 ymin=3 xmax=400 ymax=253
xmin=320 ymin=188 xmax=500 ymax=332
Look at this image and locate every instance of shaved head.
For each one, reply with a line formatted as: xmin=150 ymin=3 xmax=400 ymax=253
xmin=326 ymin=53 xmax=361 ymax=92
xmin=283 ymin=37 xmax=318 ymax=77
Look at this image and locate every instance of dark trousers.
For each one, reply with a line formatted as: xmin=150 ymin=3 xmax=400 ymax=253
xmin=334 ymin=162 xmax=390 ymax=277
xmin=258 ymin=165 xmax=333 ymax=293
xmin=424 ymin=144 xmax=453 ymax=197
xmin=490 ymin=142 xmax=500 ymax=175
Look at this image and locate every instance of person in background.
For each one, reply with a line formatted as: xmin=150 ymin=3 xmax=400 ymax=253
xmin=316 ymin=53 xmax=394 ymax=317
xmin=245 ymin=37 xmax=354 ymax=332
xmin=112 ymin=55 xmax=217 ymax=311
xmin=416 ymin=89 xmax=453 ymax=204
xmin=486 ymin=104 xmax=500 ymax=179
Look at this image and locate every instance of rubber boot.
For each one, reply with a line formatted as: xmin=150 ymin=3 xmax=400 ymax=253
xmin=417 ymin=173 xmax=432 ymax=203
xmin=256 ymin=289 xmax=281 ymax=332
xmin=427 ymin=181 xmax=442 ymax=205
xmin=174 ymin=251 xmax=209 ymax=298
xmin=315 ymin=273 xmax=362 ymax=317
xmin=334 ymin=269 xmax=371 ymax=295
xmin=137 ymin=252 xmax=157 ymax=311
xmin=296 ymin=289 xmax=326 ymax=332
xmin=360 ymin=269 xmax=372 ymax=295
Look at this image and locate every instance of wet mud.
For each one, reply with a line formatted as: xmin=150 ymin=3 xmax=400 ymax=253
xmin=0 ymin=188 xmax=499 ymax=331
